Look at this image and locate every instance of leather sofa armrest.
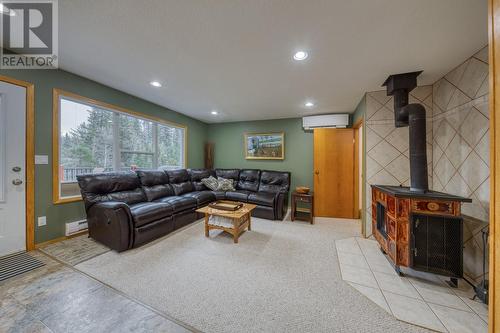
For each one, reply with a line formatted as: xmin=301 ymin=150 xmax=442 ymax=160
xmin=87 ymin=201 xmax=134 ymax=252
xmin=274 ymin=191 xmax=289 ymax=220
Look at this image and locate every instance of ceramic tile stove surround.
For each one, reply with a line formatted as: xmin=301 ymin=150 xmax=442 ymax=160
xmin=364 ymin=47 xmax=489 ymax=284
xmin=372 ymin=72 xmax=471 ymax=285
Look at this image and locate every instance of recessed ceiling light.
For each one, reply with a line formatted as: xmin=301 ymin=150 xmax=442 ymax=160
xmin=150 ymin=81 xmax=162 ymax=88
xmin=211 ymin=110 xmax=218 ymax=115
xmin=293 ymin=51 xmax=308 ymax=61
xmin=305 ymin=102 xmax=315 ymax=107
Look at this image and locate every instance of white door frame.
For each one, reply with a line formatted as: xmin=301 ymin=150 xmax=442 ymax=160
xmin=0 ymin=75 xmax=35 ymax=252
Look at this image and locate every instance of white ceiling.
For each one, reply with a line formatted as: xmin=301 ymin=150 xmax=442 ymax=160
xmin=59 ymin=0 xmax=488 ymax=123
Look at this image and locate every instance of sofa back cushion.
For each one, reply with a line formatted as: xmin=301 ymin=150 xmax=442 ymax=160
xmin=215 ymin=169 xmax=240 ymax=182
xmin=188 ymin=168 xmax=214 ymax=191
xmin=136 ymin=170 xmax=174 ymax=201
xmin=166 ymin=169 xmax=194 ymax=195
xmin=258 ymin=170 xmax=291 ymax=193
xmin=77 ymin=172 xmax=146 ymax=210
xmin=237 ymin=169 xmax=261 ymax=192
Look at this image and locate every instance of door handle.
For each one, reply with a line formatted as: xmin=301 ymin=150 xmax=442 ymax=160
xmin=315 ymin=170 xmax=320 ymax=175
xmin=12 ymin=179 xmax=23 ymax=186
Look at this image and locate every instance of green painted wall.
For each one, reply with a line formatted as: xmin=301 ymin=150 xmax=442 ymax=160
xmin=352 ymin=94 xmax=366 ymax=126
xmin=208 ymin=118 xmax=313 ymax=196
xmin=0 ymin=69 xmax=208 ymax=244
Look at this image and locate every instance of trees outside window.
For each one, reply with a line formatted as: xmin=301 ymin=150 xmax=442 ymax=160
xmin=57 ymin=93 xmax=186 ymax=201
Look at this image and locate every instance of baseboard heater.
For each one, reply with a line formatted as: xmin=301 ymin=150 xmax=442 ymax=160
xmin=65 ymin=219 xmax=88 ymax=236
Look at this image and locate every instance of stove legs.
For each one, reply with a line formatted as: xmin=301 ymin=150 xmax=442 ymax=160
xmin=446 ymin=277 xmax=458 ymax=288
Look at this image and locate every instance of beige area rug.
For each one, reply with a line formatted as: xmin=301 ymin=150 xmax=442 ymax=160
xmin=39 ymin=234 xmax=110 ymax=266
xmin=75 ymin=217 xmax=430 ymax=333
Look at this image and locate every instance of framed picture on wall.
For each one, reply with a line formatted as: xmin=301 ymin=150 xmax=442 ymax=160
xmin=244 ymin=132 xmax=285 ymax=160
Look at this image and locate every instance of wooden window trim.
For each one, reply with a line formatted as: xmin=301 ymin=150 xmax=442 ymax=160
xmin=52 ymin=88 xmax=188 ymax=204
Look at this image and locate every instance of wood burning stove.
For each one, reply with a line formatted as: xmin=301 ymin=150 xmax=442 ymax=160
xmin=371 ymin=72 xmax=472 ymax=284
xmin=372 ymin=185 xmax=470 ymax=283
xmin=376 ymin=203 xmax=387 ymax=239
xmin=411 ymin=214 xmax=463 ymax=278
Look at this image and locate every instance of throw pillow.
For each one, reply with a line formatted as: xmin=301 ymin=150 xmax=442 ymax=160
xmin=217 ymin=177 xmax=235 ymax=191
xmin=201 ymin=176 xmax=219 ymax=191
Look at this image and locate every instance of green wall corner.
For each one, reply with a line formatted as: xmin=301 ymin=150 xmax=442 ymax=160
xmin=208 ymin=118 xmax=314 ymax=197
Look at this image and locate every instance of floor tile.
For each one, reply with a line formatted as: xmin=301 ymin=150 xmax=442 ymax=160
xmin=448 ymin=279 xmax=476 ymax=298
xmin=337 ymin=251 xmax=369 ymax=270
xmin=0 ymin=296 xmax=53 ymax=333
xmin=363 ymin=250 xmax=394 ymax=267
xmin=366 ymin=256 xmax=395 ymax=275
xmin=373 ymin=271 xmax=422 ymax=299
xmin=41 ymin=286 xmax=190 ymax=333
xmin=356 ymin=237 xmax=380 ymax=256
xmin=383 ymin=291 xmax=447 ymax=332
xmin=9 ymin=268 xmax=102 ymax=321
xmin=339 ymin=264 xmax=378 ymax=288
xmin=335 ymin=238 xmax=362 ymax=255
xmin=460 ymin=296 xmax=488 ymax=316
xmin=412 ymin=277 xmax=457 ymax=294
xmin=348 ymin=282 xmax=391 ymax=314
xmin=416 ymin=287 xmax=470 ymax=312
xmin=429 ymin=303 xmax=488 ymax=333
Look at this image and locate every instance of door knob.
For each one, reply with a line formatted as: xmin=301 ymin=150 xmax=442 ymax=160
xmin=12 ymin=179 xmax=23 ymax=185
xmin=12 ymin=166 xmax=21 ymax=172
xmin=315 ymin=170 xmax=320 ymax=175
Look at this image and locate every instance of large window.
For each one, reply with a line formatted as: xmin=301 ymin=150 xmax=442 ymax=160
xmin=54 ymin=90 xmax=186 ymax=203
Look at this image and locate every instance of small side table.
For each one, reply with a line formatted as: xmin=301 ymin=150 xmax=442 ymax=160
xmin=291 ymin=191 xmax=314 ymax=224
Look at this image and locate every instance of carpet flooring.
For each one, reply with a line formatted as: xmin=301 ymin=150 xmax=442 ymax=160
xmin=75 ymin=217 xmax=430 ymax=333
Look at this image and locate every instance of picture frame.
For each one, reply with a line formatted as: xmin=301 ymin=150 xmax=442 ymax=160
xmin=244 ymin=132 xmax=285 ymax=160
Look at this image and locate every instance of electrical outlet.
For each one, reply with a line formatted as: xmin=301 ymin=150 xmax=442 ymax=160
xmin=38 ymin=216 xmax=47 ymax=227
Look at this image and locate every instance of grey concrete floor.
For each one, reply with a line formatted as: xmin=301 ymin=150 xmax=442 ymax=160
xmin=0 ymin=251 xmax=196 ymax=333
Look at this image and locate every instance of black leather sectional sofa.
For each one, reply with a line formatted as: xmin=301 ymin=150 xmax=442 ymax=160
xmin=77 ymin=168 xmax=290 ymax=251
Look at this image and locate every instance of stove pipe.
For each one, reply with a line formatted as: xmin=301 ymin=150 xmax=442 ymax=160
xmin=382 ymin=71 xmax=428 ymax=193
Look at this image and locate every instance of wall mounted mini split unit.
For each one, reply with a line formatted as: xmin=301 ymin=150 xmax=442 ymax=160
xmin=65 ymin=219 xmax=88 ymax=236
xmin=302 ymin=114 xmax=349 ymax=130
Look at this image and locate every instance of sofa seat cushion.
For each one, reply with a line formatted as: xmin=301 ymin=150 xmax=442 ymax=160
xmin=248 ymin=192 xmax=276 ymax=207
xmin=129 ymin=202 xmax=174 ymax=227
xmin=181 ymin=191 xmax=216 ymax=206
xmin=225 ymin=190 xmax=252 ymax=202
xmin=155 ymin=196 xmax=197 ymax=213
xmin=211 ymin=191 xmax=226 ymax=200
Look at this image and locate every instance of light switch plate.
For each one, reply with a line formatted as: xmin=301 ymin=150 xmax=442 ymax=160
xmin=38 ymin=216 xmax=47 ymax=227
xmin=35 ymin=155 xmax=49 ymax=165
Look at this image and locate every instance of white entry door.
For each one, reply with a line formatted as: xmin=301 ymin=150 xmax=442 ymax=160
xmin=0 ymin=81 xmax=26 ymax=257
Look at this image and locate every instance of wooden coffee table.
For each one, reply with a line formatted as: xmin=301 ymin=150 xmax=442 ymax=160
xmin=196 ymin=202 xmax=256 ymax=243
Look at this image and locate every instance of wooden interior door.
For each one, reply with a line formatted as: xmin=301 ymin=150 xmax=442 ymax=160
xmin=314 ymin=128 xmax=354 ymax=218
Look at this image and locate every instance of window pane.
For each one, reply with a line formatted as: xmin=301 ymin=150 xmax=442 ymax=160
xmin=158 ymin=124 xmax=184 ymax=170
xmin=59 ymin=99 xmax=114 ymax=197
xmin=118 ymin=114 xmax=154 ymax=170
xmin=57 ymin=94 xmax=186 ymax=201
xmin=120 ymin=152 xmax=153 ymax=171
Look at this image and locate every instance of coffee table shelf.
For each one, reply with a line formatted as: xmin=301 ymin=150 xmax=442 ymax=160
xmin=196 ymin=202 xmax=257 ymax=243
